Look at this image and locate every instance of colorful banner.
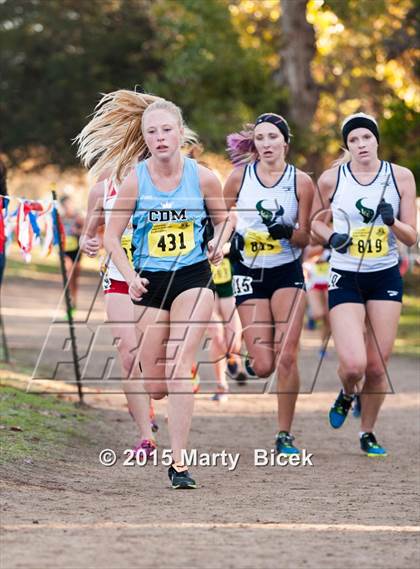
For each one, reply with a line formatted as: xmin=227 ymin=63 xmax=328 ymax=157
xmin=0 ymin=195 xmax=67 ymax=262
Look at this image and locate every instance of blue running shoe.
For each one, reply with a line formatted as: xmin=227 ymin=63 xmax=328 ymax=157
xmin=307 ymin=317 xmax=316 ymax=330
xmin=360 ymin=432 xmax=387 ymax=457
xmin=352 ymin=394 xmax=361 ymax=418
xmin=226 ymin=354 xmax=239 ymax=376
xmin=275 ymin=431 xmax=300 ymax=455
xmin=244 ymin=354 xmax=257 ymax=377
xmin=329 ymin=389 xmax=354 ymax=429
xmin=319 ymin=347 xmax=329 ymax=359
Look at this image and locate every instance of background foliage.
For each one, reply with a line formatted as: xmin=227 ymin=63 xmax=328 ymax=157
xmin=0 ymin=0 xmax=418 ymax=180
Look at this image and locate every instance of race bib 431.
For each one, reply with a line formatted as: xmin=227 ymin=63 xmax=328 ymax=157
xmin=148 ymin=221 xmax=195 ymax=257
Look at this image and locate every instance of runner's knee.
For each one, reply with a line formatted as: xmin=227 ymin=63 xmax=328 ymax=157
xmin=144 ymin=379 xmax=167 ymax=399
xmin=340 ymin=359 xmax=366 ymax=382
xmin=252 ymin=360 xmax=274 ymax=378
xmin=278 ymin=351 xmax=297 ymax=375
xmin=365 ymin=361 xmax=387 ymax=384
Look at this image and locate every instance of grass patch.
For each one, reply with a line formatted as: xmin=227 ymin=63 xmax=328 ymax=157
xmin=4 ymin=242 xmax=98 ymax=279
xmin=6 ymin=257 xmax=60 ymax=276
xmin=395 ymin=295 xmax=420 ymax=356
xmin=0 ymin=385 xmax=92 ymax=464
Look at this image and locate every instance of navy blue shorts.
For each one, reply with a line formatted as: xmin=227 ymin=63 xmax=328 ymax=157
xmin=328 ymin=264 xmax=403 ymax=310
xmin=232 ymin=259 xmax=305 ymax=306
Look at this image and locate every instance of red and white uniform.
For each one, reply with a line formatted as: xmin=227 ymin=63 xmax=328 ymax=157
xmin=102 ymin=179 xmax=133 ymax=295
xmin=304 ymin=249 xmax=330 ymax=292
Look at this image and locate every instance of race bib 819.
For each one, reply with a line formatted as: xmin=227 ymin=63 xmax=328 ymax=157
xmin=350 ymin=226 xmax=389 ymax=258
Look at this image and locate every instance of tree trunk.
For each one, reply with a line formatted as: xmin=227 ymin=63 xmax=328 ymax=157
xmin=277 ymin=0 xmax=318 ymax=129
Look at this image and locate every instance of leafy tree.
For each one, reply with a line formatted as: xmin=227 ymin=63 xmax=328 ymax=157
xmin=0 ymin=0 xmax=161 ymax=169
xmin=146 ymin=0 xmax=286 ymax=151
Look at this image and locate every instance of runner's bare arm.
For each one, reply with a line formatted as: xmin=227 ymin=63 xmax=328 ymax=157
xmin=311 ymin=167 xmax=337 ymax=244
xmin=80 ymin=182 xmax=104 ymax=245
xmin=223 ymin=166 xmax=246 ymax=210
xmin=290 ymin=170 xmax=315 ymax=248
xmin=103 ymin=169 xmax=138 ymax=285
xmin=386 ymin=165 xmax=417 ymax=246
xmin=199 ymin=165 xmax=233 ymax=265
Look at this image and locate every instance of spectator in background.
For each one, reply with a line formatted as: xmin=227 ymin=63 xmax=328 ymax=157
xmin=0 ymin=159 xmax=8 ymax=287
xmin=60 ymin=195 xmax=84 ymax=315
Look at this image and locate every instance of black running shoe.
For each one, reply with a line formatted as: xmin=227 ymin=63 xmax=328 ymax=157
xmin=168 ymin=465 xmax=197 ymax=489
xmin=360 ymin=432 xmax=387 ymax=457
xmin=329 ymin=389 xmax=354 ymax=429
xmin=234 ymin=371 xmax=247 ymax=386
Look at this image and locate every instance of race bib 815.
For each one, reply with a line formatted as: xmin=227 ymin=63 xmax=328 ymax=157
xmin=244 ymin=229 xmax=281 ymax=257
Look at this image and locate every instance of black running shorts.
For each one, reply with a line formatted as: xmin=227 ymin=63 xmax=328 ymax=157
xmin=232 ymin=258 xmax=306 ymax=306
xmin=132 ymin=260 xmax=215 ymax=311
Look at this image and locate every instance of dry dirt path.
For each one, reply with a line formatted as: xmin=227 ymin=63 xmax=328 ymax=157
xmin=1 ymin=270 xmax=419 ymax=568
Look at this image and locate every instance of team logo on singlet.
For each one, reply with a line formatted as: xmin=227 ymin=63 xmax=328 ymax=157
xmin=255 ymin=200 xmax=284 ymax=227
xmin=355 ymin=198 xmax=378 ymax=224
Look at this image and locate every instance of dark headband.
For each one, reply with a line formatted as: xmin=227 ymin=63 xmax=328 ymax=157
xmin=342 ymin=117 xmax=379 ymax=148
xmin=255 ymin=113 xmax=290 ymax=143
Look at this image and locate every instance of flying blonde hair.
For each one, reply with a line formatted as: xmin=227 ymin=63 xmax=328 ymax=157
xmin=75 ymin=89 xmax=199 ymax=182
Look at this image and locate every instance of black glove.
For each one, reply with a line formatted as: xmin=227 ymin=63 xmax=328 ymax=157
xmin=376 ymin=199 xmax=395 ymax=226
xmin=229 ymin=232 xmax=245 ymax=263
xmin=328 ymin=232 xmax=352 ymax=254
xmin=267 ymin=222 xmax=294 ymax=240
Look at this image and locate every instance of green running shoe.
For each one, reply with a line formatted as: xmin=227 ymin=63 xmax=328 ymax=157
xmin=275 ymin=431 xmax=300 ymax=455
xmin=244 ymin=354 xmax=257 ymax=377
xmin=329 ymin=389 xmax=354 ymax=429
xmin=168 ymin=465 xmax=197 ymax=489
xmin=360 ymin=432 xmax=388 ymax=457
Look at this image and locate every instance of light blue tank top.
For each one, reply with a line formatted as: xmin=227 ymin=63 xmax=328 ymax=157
xmin=132 ymin=157 xmax=207 ymax=272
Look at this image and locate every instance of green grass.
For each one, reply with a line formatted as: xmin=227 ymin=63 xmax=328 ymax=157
xmin=5 ymin=257 xmax=60 ymax=276
xmin=4 ymin=242 xmax=98 ymax=278
xmin=395 ymin=294 xmax=420 ymax=356
xmin=0 ymin=385 xmax=92 ymax=464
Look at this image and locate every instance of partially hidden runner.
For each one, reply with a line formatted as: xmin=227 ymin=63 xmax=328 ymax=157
xmin=208 ymin=238 xmax=247 ymax=402
xmin=59 ymin=195 xmax=84 ymax=316
xmin=75 ymin=154 xmax=157 ymax=460
xmin=303 ymin=244 xmax=331 ymax=357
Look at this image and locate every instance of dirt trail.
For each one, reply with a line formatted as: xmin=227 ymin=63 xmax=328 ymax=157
xmin=1 ymin=271 xmax=419 ymax=568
